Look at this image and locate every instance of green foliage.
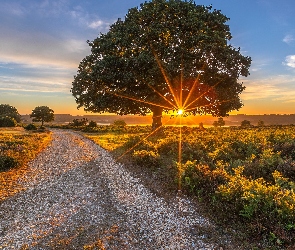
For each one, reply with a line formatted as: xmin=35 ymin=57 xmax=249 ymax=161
xmin=182 ymin=161 xmax=228 ymax=195
xmin=0 ymin=117 xmax=17 ymax=127
xmin=241 ymin=119 xmax=251 ymax=127
xmin=257 ymin=120 xmax=265 ymax=126
xmin=72 ymin=0 xmax=251 ymax=127
xmin=213 ymin=117 xmax=225 ymax=127
xmin=70 ymin=118 xmax=88 ymax=127
xmin=113 ymin=120 xmax=127 ymax=127
xmin=0 ymin=155 xmax=18 ymax=172
xmin=88 ymin=120 xmax=97 ymax=127
xmin=24 ymin=123 xmax=37 ymax=131
xmin=0 ymin=104 xmax=21 ymax=123
xmin=30 ymin=106 xmax=54 ymax=126
xmin=133 ymin=149 xmax=160 ymax=168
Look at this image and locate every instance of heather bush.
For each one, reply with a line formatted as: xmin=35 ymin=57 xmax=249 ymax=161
xmin=0 ymin=155 xmax=18 ymax=172
xmin=24 ymin=123 xmax=37 ymax=130
xmin=182 ymin=161 xmax=229 ymax=195
xmin=133 ymin=150 xmax=160 ymax=168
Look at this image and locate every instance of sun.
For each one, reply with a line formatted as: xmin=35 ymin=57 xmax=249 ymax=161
xmin=177 ymin=109 xmax=184 ymax=115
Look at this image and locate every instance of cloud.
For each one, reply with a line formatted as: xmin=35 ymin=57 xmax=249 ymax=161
xmin=284 ymin=55 xmax=295 ymax=68
xmin=0 ymin=64 xmax=72 ymax=94
xmin=283 ymin=34 xmax=295 ymax=44
xmin=241 ymin=75 xmax=295 ymax=104
xmin=0 ymin=24 xmax=90 ymax=69
xmin=68 ymin=6 xmax=110 ymax=32
xmin=88 ymin=20 xmax=106 ymax=29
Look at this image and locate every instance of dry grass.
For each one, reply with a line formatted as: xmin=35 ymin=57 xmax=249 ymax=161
xmin=0 ymin=128 xmax=52 ymax=201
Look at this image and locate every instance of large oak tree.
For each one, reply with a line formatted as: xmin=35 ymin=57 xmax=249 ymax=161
xmin=72 ymin=0 xmax=251 ymax=129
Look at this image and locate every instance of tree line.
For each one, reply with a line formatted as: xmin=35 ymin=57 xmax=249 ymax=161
xmin=0 ymin=104 xmax=54 ymax=127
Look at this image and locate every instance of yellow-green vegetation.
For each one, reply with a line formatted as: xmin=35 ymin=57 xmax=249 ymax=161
xmin=84 ymin=125 xmax=295 ymax=248
xmin=0 ymin=127 xmax=51 ymax=200
xmin=83 ymin=125 xmax=150 ymax=151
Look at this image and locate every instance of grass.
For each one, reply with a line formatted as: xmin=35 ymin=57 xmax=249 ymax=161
xmin=0 ymin=127 xmax=52 ymax=201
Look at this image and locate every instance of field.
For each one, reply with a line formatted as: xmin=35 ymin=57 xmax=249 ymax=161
xmin=0 ymin=127 xmax=52 ymax=200
xmin=82 ymin=124 xmax=295 ymax=248
xmin=1 ymin=124 xmax=295 ymax=247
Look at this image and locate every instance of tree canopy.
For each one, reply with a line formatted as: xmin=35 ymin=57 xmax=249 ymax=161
xmin=72 ymin=0 xmax=251 ymax=129
xmin=30 ymin=106 xmax=54 ymax=126
xmin=0 ymin=104 xmax=21 ymax=123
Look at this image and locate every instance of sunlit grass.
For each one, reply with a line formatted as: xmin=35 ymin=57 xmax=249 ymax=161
xmin=0 ymin=129 xmax=52 ymax=201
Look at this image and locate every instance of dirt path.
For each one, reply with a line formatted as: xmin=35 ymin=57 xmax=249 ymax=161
xmin=0 ymin=129 xmax=232 ymax=249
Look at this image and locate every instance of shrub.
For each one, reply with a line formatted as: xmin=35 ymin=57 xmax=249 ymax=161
xmin=241 ymin=120 xmax=251 ymax=127
xmin=113 ymin=119 xmax=127 ymax=127
xmin=216 ymin=168 xmax=295 ymax=222
xmin=133 ymin=150 xmax=160 ymax=168
xmin=0 ymin=155 xmax=18 ymax=172
xmin=88 ymin=120 xmax=97 ymax=127
xmin=70 ymin=118 xmax=88 ymax=127
xmin=182 ymin=161 xmax=229 ymax=196
xmin=0 ymin=116 xmax=17 ymax=127
xmin=24 ymin=123 xmax=37 ymax=130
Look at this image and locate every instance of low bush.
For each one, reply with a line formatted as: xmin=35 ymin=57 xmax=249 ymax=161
xmin=0 ymin=117 xmax=17 ymax=127
xmin=88 ymin=120 xmax=97 ymax=127
xmin=182 ymin=161 xmax=229 ymax=196
xmin=24 ymin=123 xmax=37 ymax=130
xmin=133 ymin=150 xmax=160 ymax=168
xmin=0 ymin=155 xmax=18 ymax=172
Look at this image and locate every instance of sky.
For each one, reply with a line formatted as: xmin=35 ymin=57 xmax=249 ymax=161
xmin=0 ymin=0 xmax=295 ymax=115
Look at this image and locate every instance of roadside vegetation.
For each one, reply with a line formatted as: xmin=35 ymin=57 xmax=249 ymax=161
xmin=62 ymin=123 xmax=295 ymax=249
xmin=0 ymin=127 xmax=51 ymax=200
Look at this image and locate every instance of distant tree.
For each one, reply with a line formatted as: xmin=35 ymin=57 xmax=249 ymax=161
xmin=212 ymin=121 xmax=218 ymax=128
xmin=0 ymin=104 xmax=21 ymax=123
xmin=71 ymin=118 xmax=88 ymax=126
xmin=213 ymin=117 xmax=225 ymax=127
xmin=88 ymin=120 xmax=97 ymax=127
xmin=113 ymin=119 xmax=127 ymax=127
xmin=199 ymin=122 xmax=204 ymax=129
xmin=257 ymin=120 xmax=265 ymax=127
xmin=0 ymin=117 xmax=17 ymax=127
xmin=241 ymin=120 xmax=251 ymax=127
xmin=30 ymin=106 xmax=54 ymax=126
xmin=71 ymin=0 xmax=251 ymax=130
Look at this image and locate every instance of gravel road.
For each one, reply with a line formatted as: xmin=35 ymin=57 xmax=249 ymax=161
xmin=0 ymin=129 xmax=229 ymax=249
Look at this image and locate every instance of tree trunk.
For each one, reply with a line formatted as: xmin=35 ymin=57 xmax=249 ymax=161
xmin=152 ymin=106 xmax=163 ymax=131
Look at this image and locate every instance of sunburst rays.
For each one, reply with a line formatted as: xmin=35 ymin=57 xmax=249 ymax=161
xmin=111 ymin=47 xmax=230 ymax=190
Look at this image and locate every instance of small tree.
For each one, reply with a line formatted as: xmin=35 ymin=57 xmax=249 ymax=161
xmin=199 ymin=122 xmax=204 ymax=129
xmin=113 ymin=119 xmax=127 ymax=127
xmin=0 ymin=104 xmax=21 ymax=123
xmin=213 ymin=117 xmax=225 ymax=127
xmin=88 ymin=120 xmax=97 ymax=127
xmin=257 ymin=120 xmax=265 ymax=127
xmin=30 ymin=106 xmax=54 ymax=126
xmin=241 ymin=120 xmax=251 ymax=127
xmin=71 ymin=118 xmax=88 ymax=126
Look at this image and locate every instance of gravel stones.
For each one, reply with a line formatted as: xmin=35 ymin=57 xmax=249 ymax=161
xmin=0 ymin=129 xmax=225 ymax=249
